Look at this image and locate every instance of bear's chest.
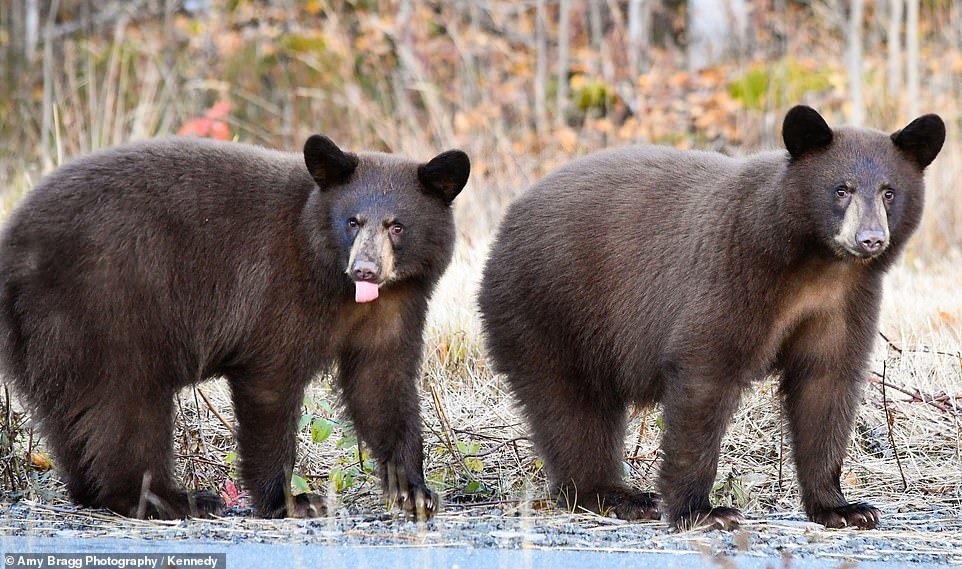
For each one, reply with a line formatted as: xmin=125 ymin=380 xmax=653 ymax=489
xmin=327 ymin=291 xmax=407 ymax=353
xmin=763 ymin=262 xmax=861 ymax=362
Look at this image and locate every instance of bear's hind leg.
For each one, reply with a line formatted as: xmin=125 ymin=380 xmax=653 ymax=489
xmin=658 ymin=359 xmax=744 ymax=530
xmin=37 ymin=411 xmax=99 ymax=507
xmin=517 ymin=370 xmax=659 ymax=521
xmin=79 ymin=382 xmax=223 ymax=519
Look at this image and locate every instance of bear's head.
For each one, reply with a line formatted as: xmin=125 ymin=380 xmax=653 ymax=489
xmin=301 ymin=135 xmax=469 ymax=303
xmin=781 ymin=105 xmax=944 ymax=263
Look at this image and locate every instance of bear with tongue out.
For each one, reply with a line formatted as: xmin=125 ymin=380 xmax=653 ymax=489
xmin=0 ymin=134 xmax=469 ymax=520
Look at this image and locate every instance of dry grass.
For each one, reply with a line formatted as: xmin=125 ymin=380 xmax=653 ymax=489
xmin=1 ymin=1 xmax=961 ymax=530
xmin=162 ymin=226 xmax=962 ymax=517
xmin=11 ymin=240 xmax=958 ymax=522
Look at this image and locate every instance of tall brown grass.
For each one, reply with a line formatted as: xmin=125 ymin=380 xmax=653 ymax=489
xmin=2 ymin=2 xmax=960 ymax=250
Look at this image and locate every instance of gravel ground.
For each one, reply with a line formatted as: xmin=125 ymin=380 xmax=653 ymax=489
xmin=3 ymin=501 xmax=961 ymax=566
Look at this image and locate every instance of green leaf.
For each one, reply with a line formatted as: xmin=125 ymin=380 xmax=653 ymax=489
xmin=465 ymin=457 xmax=484 ymax=473
xmin=224 ymin=451 xmax=238 ymax=465
xmin=329 ymin=467 xmax=343 ymax=490
xmin=654 ymin=414 xmax=666 ymax=430
xmin=311 ymin=418 xmax=334 ymax=444
xmin=362 ymin=458 xmax=376 ymax=474
xmin=329 ymin=467 xmax=355 ymax=492
xmin=297 ymin=413 xmax=312 ymax=431
xmin=291 ymin=474 xmax=310 ymax=495
xmin=337 ymin=432 xmax=358 ymax=449
xmin=456 ymin=440 xmax=480 ymax=455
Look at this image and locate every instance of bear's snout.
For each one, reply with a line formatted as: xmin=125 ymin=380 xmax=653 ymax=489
xmin=352 ymin=259 xmax=380 ymax=282
xmin=855 ymin=229 xmax=887 ymax=256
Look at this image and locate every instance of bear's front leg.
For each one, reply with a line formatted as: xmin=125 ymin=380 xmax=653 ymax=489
xmin=338 ymin=315 xmax=437 ymax=520
xmin=230 ymin=370 xmax=326 ymax=518
xmin=779 ymin=315 xmax=880 ymax=530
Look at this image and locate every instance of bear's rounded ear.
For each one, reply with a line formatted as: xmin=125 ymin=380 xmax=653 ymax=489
xmin=891 ymin=114 xmax=945 ymax=170
xmin=782 ymin=105 xmax=834 ymax=159
xmin=304 ymin=134 xmax=359 ymax=188
xmin=418 ymin=150 xmax=470 ymax=205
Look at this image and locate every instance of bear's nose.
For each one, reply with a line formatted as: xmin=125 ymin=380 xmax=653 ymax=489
xmin=352 ymin=260 xmax=380 ymax=282
xmin=856 ymin=229 xmax=886 ymax=255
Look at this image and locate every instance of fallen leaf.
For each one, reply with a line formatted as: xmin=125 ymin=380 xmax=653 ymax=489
xmin=30 ymin=451 xmax=52 ymax=471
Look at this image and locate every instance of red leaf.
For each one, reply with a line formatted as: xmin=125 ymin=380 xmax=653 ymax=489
xmin=205 ymin=100 xmax=231 ymax=120
xmin=220 ymin=480 xmax=248 ymax=507
xmin=177 ymin=100 xmax=231 ymax=140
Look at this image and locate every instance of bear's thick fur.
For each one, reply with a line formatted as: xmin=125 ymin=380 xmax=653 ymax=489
xmin=0 ymin=135 xmax=469 ymax=519
xmin=479 ymin=106 xmax=944 ymax=529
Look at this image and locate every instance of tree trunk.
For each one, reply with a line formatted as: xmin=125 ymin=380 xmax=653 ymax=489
xmin=556 ymin=0 xmax=571 ymax=125
xmin=589 ymin=0 xmax=603 ymax=78
xmin=906 ymin=0 xmax=920 ymax=117
xmin=534 ymin=0 xmax=548 ymax=134
xmin=628 ymin=0 xmax=650 ymax=77
xmin=887 ymin=0 xmax=903 ymax=100
xmin=688 ymin=0 xmax=748 ymax=71
xmin=25 ymin=0 xmax=40 ymax=62
xmin=847 ymin=0 xmax=865 ymax=125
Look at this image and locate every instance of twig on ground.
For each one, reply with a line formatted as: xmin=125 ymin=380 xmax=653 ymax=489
xmin=196 ymin=387 xmax=236 ymax=438
xmin=428 ymin=380 xmax=461 ymax=462
xmin=177 ymin=454 xmax=231 ymax=471
xmin=471 ymin=437 xmax=530 ymax=458
xmin=428 ymin=378 xmax=481 ymax=483
xmin=869 ymin=372 xmax=957 ymax=414
xmin=451 ymin=427 xmax=526 ymax=442
xmin=630 ymin=408 xmax=651 ymax=467
xmin=778 ymin=415 xmax=784 ymax=491
xmin=879 ymin=331 xmax=904 ymax=354
xmin=191 ymin=388 xmax=208 ymax=448
xmin=880 ymin=330 xmax=962 ymax=359
xmin=881 ymin=361 xmax=908 ymax=491
xmin=174 ymin=394 xmax=200 ymax=488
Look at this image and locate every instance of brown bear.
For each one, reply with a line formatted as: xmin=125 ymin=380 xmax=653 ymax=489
xmin=0 ymin=134 xmax=469 ymax=519
xmin=478 ymin=106 xmax=944 ymax=530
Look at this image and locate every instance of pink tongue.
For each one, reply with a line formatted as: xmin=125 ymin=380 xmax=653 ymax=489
xmin=355 ymin=281 xmax=380 ymax=303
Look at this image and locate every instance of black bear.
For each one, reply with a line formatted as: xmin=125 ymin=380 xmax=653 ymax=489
xmin=479 ymin=106 xmax=944 ymax=529
xmin=0 ymin=134 xmax=469 ymax=519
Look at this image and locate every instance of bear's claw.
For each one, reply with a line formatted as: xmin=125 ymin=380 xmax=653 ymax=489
xmin=811 ymin=502 xmax=879 ymax=529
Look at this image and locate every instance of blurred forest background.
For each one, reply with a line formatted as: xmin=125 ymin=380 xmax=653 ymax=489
xmin=1 ymin=0 xmax=960 ymax=255
xmin=1 ymin=1 xmax=961 ymax=516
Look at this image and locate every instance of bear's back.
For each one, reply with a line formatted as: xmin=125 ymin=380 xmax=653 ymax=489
xmin=12 ymin=138 xmax=308 ymax=233
xmin=2 ymin=138 xmax=315 ymax=274
xmin=480 ymin=143 xmax=784 ymax=387
xmin=486 ymin=143 xmax=770 ymax=303
xmin=0 ymin=138 xmax=322 ymax=384
xmin=497 ymin=145 xmax=760 ymax=276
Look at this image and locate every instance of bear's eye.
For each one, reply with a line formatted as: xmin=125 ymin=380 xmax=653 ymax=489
xmin=390 ymin=223 xmax=405 ymax=235
xmin=347 ymin=217 xmax=359 ymax=228
xmin=883 ymin=189 xmax=896 ymax=201
xmin=834 ymin=185 xmax=849 ymax=198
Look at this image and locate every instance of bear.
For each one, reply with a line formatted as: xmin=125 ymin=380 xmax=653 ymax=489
xmin=0 ymin=134 xmax=470 ymax=519
xmin=478 ymin=106 xmax=944 ymax=530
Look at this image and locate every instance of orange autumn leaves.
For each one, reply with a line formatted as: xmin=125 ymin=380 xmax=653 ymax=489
xmin=178 ymin=100 xmax=231 ymax=140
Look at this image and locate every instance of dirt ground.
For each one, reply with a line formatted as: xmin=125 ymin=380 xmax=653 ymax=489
xmin=3 ymin=500 xmax=962 ymax=566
